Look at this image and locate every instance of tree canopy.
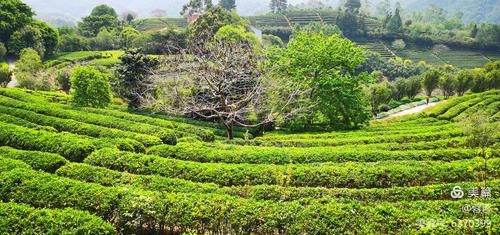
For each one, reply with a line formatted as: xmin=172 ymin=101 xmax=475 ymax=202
xmin=268 ymin=31 xmax=371 ymax=129
xmin=0 ymin=0 xmax=34 ymax=43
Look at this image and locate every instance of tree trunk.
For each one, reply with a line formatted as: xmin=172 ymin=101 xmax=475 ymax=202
xmin=226 ymin=123 xmax=234 ymax=140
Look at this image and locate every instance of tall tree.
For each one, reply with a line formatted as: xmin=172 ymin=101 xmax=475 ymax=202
xmin=422 ymin=69 xmax=441 ymax=96
xmin=181 ymin=0 xmax=213 ymax=16
xmin=345 ymin=0 xmax=361 ymax=13
xmin=117 ymin=49 xmax=160 ymax=110
xmin=270 ymin=0 xmax=288 ymax=13
xmin=31 ymin=20 xmax=59 ymax=57
xmin=0 ymin=0 xmax=34 ymax=43
xmin=386 ymin=8 xmax=403 ymax=35
xmin=78 ymin=5 xmax=119 ymax=37
xmin=8 ymin=25 xmax=45 ymax=57
xmin=220 ymin=0 xmax=236 ymax=11
xmin=268 ymin=31 xmax=371 ymax=129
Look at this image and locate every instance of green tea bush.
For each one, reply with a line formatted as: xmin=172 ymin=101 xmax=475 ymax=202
xmin=0 ymin=113 xmax=57 ymax=132
xmin=1 ymin=168 xmax=497 ymax=234
xmin=57 ymin=162 xmax=500 ymax=202
xmin=71 ymin=66 xmax=112 ymax=108
xmin=0 ymin=146 xmax=68 ymax=172
xmin=85 ymin=148 xmax=500 ymax=187
xmin=0 ymin=121 xmax=96 ymax=162
xmin=231 ymin=130 xmax=464 ymax=147
xmin=0 ymin=157 xmax=31 ymax=172
xmin=0 ymin=93 xmax=177 ymax=144
xmin=147 ymin=142 xmax=480 ymax=164
xmin=0 ymin=202 xmax=116 ymax=235
xmin=0 ymin=104 xmax=161 ymax=147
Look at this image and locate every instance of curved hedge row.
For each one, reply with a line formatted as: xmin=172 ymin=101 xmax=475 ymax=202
xmin=147 ymin=142 xmax=481 ymax=164
xmin=0 ymin=89 xmax=210 ymax=143
xmin=0 ymin=202 xmax=116 ymax=234
xmin=453 ymin=96 xmax=500 ymax=121
xmin=81 ymin=107 xmax=215 ymax=142
xmin=0 ymin=104 xmax=161 ymax=147
xmin=85 ymin=148 xmax=500 ymax=187
xmin=438 ymin=96 xmax=491 ymax=120
xmin=57 ymin=162 xmax=500 ymax=202
xmin=0 ymin=157 xmax=31 ymax=172
xmin=0 ymin=95 xmax=177 ymax=145
xmin=230 ymin=130 xmax=464 ymax=147
xmin=0 ymin=147 xmax=68 ymax=172
xmin=257 ymin=123 xmax=457 ymax=141
xmin=0 ymin=88 xmax=215 ymax=141
xmin=1 ymin=168 xmax=497 ymax=234
xmin=0 ymin=122 xmax=96 ymax=162
xmin=428 ymin=94 xmax=479 ymax=117
xmin=0 ymin=113 xmax=57 ymax=132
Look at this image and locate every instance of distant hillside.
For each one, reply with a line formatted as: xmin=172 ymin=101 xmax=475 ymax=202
xmin=400 ymin=0 xmax=500 ymax=23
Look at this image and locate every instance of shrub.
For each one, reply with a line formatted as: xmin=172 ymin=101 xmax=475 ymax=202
xmin=0 ymin=202 xmax=116 ymax=235
xmin=85 ymin=148 xmax=500 ymax=188
xmin=0 ymin=91 xmax=182 ymax=144
xmin=0 ymin=63 xmax=11 ymax=88
xmin=1 ymin=168 xmax=497 ymax=234
xmin=0 ymin=156 xmax=31 ymax=172
xmin=147 ymin=142 xmax=480 ymax=164
xmin=57 ymin=162 xmax=500 ymax=202
xmin=0 ymin=146 xmax=67 ymax=172
xmin=71 ymin=66 xmax=112 ymax=108
xmin=0 ymin=121 xmax=96 ymax=162
xmin=0 ymin=104 xmax=160 ymax=147
xmin=0 ymin=42 xmax=6 ymax=59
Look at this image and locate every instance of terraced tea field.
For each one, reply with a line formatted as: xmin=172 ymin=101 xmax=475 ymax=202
xmin=0 ymin=88 xmax=498 ymax=234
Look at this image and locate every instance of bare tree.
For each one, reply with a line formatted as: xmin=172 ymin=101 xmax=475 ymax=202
xmin=148 ymin=39 xmax=308 ymax=139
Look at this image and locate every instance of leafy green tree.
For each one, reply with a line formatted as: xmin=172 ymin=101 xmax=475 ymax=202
xmin=181 ymin=0 xmax=213 ymax=16
xmin=71 ymin=66 xmax=112 ymax=108
xmin=31 ymin=20 xmax=59 ymax=57
xmin=345 ymin=0 xmax=361 ymax=13
xmin=391 ymin=77 xmax=407 ymax=100
xmin=406 ymin=76 xmax=422 ymax=100
xmin=117 ymin=49 xmax=160 ymax=109
xmin=336 ymin=7 xmax=361 ymax=36
xmin=0 ymin=63 xmax=11 ymax=87
xmin=386 ymin=8 xmax=403 ymax=35
xmin=56 ymin=67 xmax=71 ymax=92
xmin=422 ymin=69 xmax=440 ymax=96
xmin=15 ymin=48 xmax=43 ymax=90
xmin=78 ymin=5 xmax=119 ymax=37
xmin=15 ymin=48 xmax=42 ymax=73
xmin=120 ymin=27 xmax=140 ymax=48
xmin=270 ymin=0 xmax=287 ymax=13
xmin=133 ymin=28 xmax=187 ymax=54
xmin=454 ymin=69 xmax=474 ymax=96
xmin=470 ymin=69 xmax=488 ymax=93
xmin=0 ymin=0 xmax=34 ymax=43
xmin=188 ymin=6 xmax=247 ymax=47
xmin=268 ymin=31 xmax=371 ymax=129
xmin=439 ymin=73 xmax=457 ymax=98
xmin=220 ymin=0 xmax=236 ymax=10
xmin=0 ymin=42 xmax=6 ymax=60
xmin=8 ymin=25 xmax=45 ymax=57
xmin=214 ymin=25 xmax=258 ymax=45
xmin=92 ymin=28 xmax=120 ymax=50
xmin=366 ymin=81 xmax=393 ymax=115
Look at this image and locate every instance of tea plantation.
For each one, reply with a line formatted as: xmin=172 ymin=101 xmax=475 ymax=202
xmin=0 ymin=88 xmax=498 ymax=234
